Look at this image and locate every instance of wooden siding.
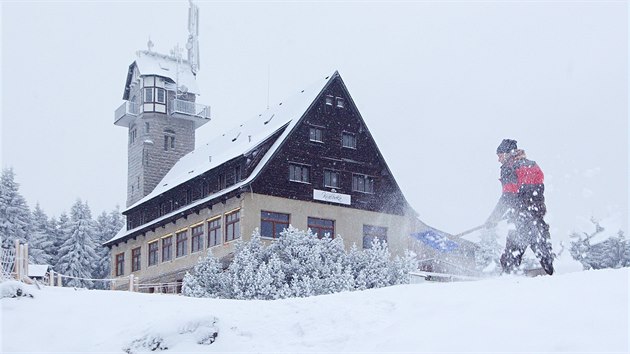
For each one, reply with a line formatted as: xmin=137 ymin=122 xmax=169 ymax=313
xmin=251 ymin=76 xmax=409 ymax=216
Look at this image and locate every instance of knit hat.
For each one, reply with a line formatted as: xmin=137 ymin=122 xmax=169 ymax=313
xmin=496 ymin=139 xmax=518 ymax=154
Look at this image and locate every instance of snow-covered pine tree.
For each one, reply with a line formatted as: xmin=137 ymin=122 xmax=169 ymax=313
xmin=182 ymin=249 xmax=225 ymax=298
xmin=0 ymin=168 xmax=32 ymax=248
xmin=348 ymin=237 xmax=392 ymax=290
xmin=92 ymin=207 xmax=124 ymax=288
xmin=28 ymin=203 xmax=54 ymax=265
xmin=224 ymin=234 xmax=266 ymax=299
xmin=50 ymin=213 xmax=70 ymax=270
xmin=56 ymin=200 xmax=99 ymax=288
xmin=389 ymin=250 xmax=419 ymax=285
xmin=475 ymin=227 xmax=502 ymax=274
xmin=268 ymin=226 xmax=327 ymax=297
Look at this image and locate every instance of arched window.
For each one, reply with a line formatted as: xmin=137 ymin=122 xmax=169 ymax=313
xmin=164 ymin=129 xmax=175 ymax=151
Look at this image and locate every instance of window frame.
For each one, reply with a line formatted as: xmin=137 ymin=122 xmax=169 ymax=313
xmin=289 ymin=163 xmax=310 ymax=184
xmin=161 ymin=235 xmax=173 ymax=262
xmin=131 ymin=247 xmax=141 ymax=272
xmin=176 ymin=230 xmax=188 ymax=258
xmin=156 ymin=87 xmax=166 ymax=104
xmin=324 ymin=169 xmax=340 ymax=188
xmin=148 ymin=241 xmax=159 ymax=267
xmin=352 ymin=174 xmax=375 ymax=194
xmin=207 ymin=217 xmax=221 ymax=247
xmin=336 ymin=97 xmax=345 ymax=108
xmin=309 ymin=127 xmax=323 ymax=143
xmin=191 ymin=224 xmax=204 ymax=253
xmin=225 ymin=209 xmax=241 ymax=242
xmin=260 ymin=211 xmax=290 ymax=239
xmin=115 ymin=252 xmax=125 ymax=276
xmin=342 ymin=132 xmax=357 ymax=149
xmin=362 ymin=225 xmax=388 ymax=249
xmin=308 ymin=217 xmax=335 ymax=239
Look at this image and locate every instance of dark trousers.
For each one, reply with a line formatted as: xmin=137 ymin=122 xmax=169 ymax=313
xmin=500 ymin=210 xmax=554 ymax=275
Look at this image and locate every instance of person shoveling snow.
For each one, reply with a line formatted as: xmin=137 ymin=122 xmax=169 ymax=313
xmin=485 ymin=139 xmax=554 ymax=275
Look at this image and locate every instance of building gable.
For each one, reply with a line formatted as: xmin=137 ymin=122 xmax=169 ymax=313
xmin=251 ymin=72 xmax=410 ymax=215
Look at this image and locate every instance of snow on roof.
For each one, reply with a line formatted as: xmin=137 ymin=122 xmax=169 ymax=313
xmin=133 ymin=50 xmax=200 ymax=95
xmin=28 ymin=264 xmax=50 ymax=278
xmin=121 ymin=73 xmax=334 ymax=212
xmin=108 ymin=73 xmax=334 ymax=245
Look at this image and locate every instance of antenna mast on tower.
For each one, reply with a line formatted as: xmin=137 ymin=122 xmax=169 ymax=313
xmin=187 ymin=0 xmax=200 ymax=75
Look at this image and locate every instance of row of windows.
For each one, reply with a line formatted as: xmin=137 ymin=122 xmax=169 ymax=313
xmin=289 ymin=164 xmax=375 ymax=193
xmin=116 ymin=209 xmax=241 ymax=276
xmin=309 ymin=128 xmax=357 ymax=149
xmin=115 ymin=209 xmax=389 ymax=276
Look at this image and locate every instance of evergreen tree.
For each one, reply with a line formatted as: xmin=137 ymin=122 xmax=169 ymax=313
xmin=475 ymin=227 xmax=502 ymax=274
xmin=92 ymin=207 xmax=124 ymax=287
xmin=56 ymin=200 xmax=99 ymax=288
xmin=28 ymin=203 xmax=54 ymax=264
xmin=182 ymin=249 xmax=225 ymax=298
xmin=0 ymin=168 xmax=32 ymax=248
xmin=50 ymin=213 xmax=70 ymax=270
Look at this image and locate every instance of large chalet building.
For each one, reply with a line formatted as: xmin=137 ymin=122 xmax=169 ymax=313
xmin=105 ymin=4 xmax=475 ymax=291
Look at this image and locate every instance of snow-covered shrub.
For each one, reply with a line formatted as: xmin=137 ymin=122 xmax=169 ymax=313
xmin=570 ymin=218 xmax=630 ymax=270
xmin=182 ymin=249 xmax=225 ymax=298
xmin=183 ymin=226 xmax=418 ymax=300
xmin=1 ymin=280 xmax=33 ymax=299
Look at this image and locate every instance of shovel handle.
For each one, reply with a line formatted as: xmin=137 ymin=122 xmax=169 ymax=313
xmin=452 ymin=225 xmax=486 ymax=238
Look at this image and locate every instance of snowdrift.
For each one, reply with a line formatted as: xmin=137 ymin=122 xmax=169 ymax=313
xmin=2 ymin=268 xmax=628 ymax=353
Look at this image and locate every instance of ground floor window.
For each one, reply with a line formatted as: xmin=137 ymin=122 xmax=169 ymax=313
xmin=207 ymin=217 xmax=221 ymax=247
xmin=362 ymin=225 xmax=387 ymax=249
xmin=191 ymin=224 xmax=204 ymax=253
xmin=308 ymin=217 xmax=335 ymax=239
xmin=131 ymin=247 xmax=141 ymax=272
xmin=176 ymin=230 xmax=188 ymax=258
xmin=115 ymin=253 xmax=125 ymax=276
xmin=261 ymin=211 xmax=290 ymax=238
xmin=148 ymin=241 xmax=158 ymax=266
xmin=162 ymin=235 xmax=173 ymax=262
xmin=225 ymin=210 xmax=241 ymax=242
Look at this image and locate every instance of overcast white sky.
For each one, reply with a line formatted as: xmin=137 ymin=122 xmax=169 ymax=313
xmin=1 ymin=1 xmax=627 ymax=244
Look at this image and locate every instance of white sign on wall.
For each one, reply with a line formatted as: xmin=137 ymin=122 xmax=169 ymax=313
xmin=313 ymin=189 xmax=351 ymax=205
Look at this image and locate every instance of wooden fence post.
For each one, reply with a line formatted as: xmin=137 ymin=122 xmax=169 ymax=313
xmin=49 ymin=270 xmax=54 ymax=286
xmin=57 ymin=273 xmax=62 ymax=287
xmin=129 ymin=274 xmax=135 ymax=292
xmin=14 ymin=239 xmax=20 ymax=280
xmin=22 ymin=244 xmax=28 ymax=280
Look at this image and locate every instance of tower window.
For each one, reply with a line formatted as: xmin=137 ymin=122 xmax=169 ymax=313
xmin=156 ymin=88 xmax=166 ymax=104
xmin=144 ymin=88 xmax=153 ymax=103
xmin=164 ymin=135 xmax=175 ymax=151
xmin=129 ymin=128 xmax=137 ymax=145
xmin=145 ymin=122 xmax=150 ymax=133
xmin=336 ymin=97 xmax=345 ymax=108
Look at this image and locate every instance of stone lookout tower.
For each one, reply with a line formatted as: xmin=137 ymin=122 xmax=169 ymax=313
xmin=114 ymin=2 xmax=209 ymax=207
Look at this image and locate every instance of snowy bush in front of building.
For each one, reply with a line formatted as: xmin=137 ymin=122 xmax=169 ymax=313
xmin=182 ymin=226 xmax=417 ymax=300
xmin=570 ymin=218 xmax=630 ymax=270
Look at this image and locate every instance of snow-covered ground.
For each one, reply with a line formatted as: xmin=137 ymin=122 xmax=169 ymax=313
xmin=2 ymin=268 xmax=628 ymax=353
